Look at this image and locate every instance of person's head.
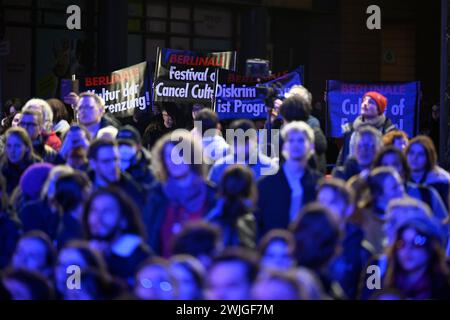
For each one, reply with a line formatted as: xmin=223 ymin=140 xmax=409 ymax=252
xmin=83 ymin=187 xmax=145 ymax=241
xmin=251 ymin=270 xmax=301 ymax=300
xmin=317 ymin=178 xmax=355 ymax=228
xmin=161 ymin=103 xmax=178 ymax=129
xmin=63 ymin=124 xmax=91 ymax=169
xmin=134 ymin=257 xmax=176 ymax=300
xmin=279 ymin=95 xmax=311 ymax=123
xmin=372 ymin=146 xmax=410 ymax=181
xmin=219 ymin=165 xmax=257 ymax=219
xmin=3 ymin=97 xmax=22 ymax=116
xmin=227 ymin=119 xmax=258 ymax=157
xmin=284 ymin=85 xmax=313 ymax=106
xmin=46 ymin=98 xmax=71 ymax=125
xmin=281 ymin=121 xmax=315 ymax=164
xmin=351 ymin=125 xmax=382 ymax=168
xmin=384 ymin=217 xmax=448 ymax=291
xmin=151 ymin=130 xmax=205 ymax=182
xmin=289 ymin=203 xmax=341 ymax=270
xmin=361 ymin=91 xmax=387 ymax=119
xmin=194 ymin=108 xmax=219 ymax=137
xmin=54 ymin=171 xmax=92 ymax=216
xmin=258 ymin=229 xmax=296 ymax=271
xmin=23 ymin=98 xmax=53 ymax=133
xmin=19 ymin=110 xmax=43 ymax=141
xmin=76 ymin=92 xmax=105 ymax=127
xmin=2 ymin=268 xmax=54 ymax=300
xmin=88 ymin=139 xmax=120 ymax=185
xmin=11 ymin=231 xmax=56 ymax=277
xmin=385 ymin=198 xmax=433 ymax=246
xmin=206 ymin=248 xmax=259 ymax=300
xmin=192 ymin=103 xmax=207 ymax=120
xmin=117 ymin=125 xmax=142 ymax=172
xmin=170 ymin=255 xmax=205 ymax=300
xmin=40 ymin=165 xmax=74 ymax=204
xmin=172 ymin=221 xmax=222 ymax=269
xmin=54 ymin=240 xmax=108 ymax=296
xmin=382 ymin=130 xmax=409 ymax=151
xmin=11 ymin=112 xmax=22 ymax=127
xmin=4 ymin=127 xmax=34 ymax=164
xmin=405 ymin=135 xmax=437 ymax=173
xmin=368 ymin=166 xmax=405 ymax=209
xmin=63 ymin=268 xmax=121 ymax=300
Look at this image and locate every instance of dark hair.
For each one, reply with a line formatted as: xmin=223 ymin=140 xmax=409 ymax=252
xmin=170 ymin=254 xmax=205 ymax=298
xmin=61 ymin=124 xmax=92 ymax=143
xmin=172 ymin=221 xmax=221 ymax=258
xmin=382 ymin=130 xmax=409 ymax=147
xmin=219 ymin=165 xmax=257 ymax=221
xmin=61 ymin=240 xmax=108 ymax=273
xmin=194 ymin=109 xmax=219 ymax=136
xmin=3 ymin=98 xmax=23 ymax=115
xmin=317 ymin=177 xmax=355 ymax=207
xmin=46 ymin=98 xmax=71 ymax=124
xmin=0 ymin=173 xmax=8 ymax=212
xmin=280 ymin=95 xmax=311 ymax=122
xmin=18 ymin=231 xmax=57 ymax=270
xmin=258 ymin=229 xmax=296 ymax=256
xmin=229 ymin=119 xmax=256 ymax=131
xmin=1 ymin=268 xmax=55 ymax=300
xmin=384 ymin=223 xmax=450 ymax=298
xmin=405 ymin=135 xmax=438 ymax=173
xmin=54 ymin=171 xmax=91 ymax=213
xmin=289 ymin=203 xmax=341 ymax=270
xmin=372 ymin=146 xmax=410 ymax=180
xmin=82 ymin=187 xmax=146 ymax=240
xmin=209 ymin=247 xmax=259 ymax=284
xmin=87 ymin=138 xmax=117 ymax=160
xmin=75 ymin=268 xmax=124 ymax=300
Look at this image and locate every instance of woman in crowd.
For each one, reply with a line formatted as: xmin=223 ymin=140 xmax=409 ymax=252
xmin=205 ymin=165 xmax=257 ymax=249
xmin=382 ymin=130 xmax=409 ymax=151
xmin=144 ymin=130 xmax=217 ymax=257
xmin=406 ymin=135 xmax=450 ymax=208
xmin=372 ymin=146 xmax=448 ymax=221
xmin=10 ymin=231 xmax=57 ymax=279
xmin=82 ymin=187 xmax=152 ymax=286
xmin=0 ymin=127 xmax=41 ymax=196
xmin=383 ymin=217 xmax=450 ymax=299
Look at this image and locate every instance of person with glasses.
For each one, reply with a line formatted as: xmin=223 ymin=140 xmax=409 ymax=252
xmin=134 ymin=257 xmax=176 ymax=300
xmin=382 ymin=217 xmax=450 ymax=299
xmin=18 ymin=110 xmax=61 ymax=163
xmin=59 ymin=124 xmax=91 ymax=171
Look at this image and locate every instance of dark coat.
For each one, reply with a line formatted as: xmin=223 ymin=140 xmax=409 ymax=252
xmin=332 ymin=157 xmax=362 ymax=181
xmin=125 ymin=149 xmax=155 ymax=192
xmin=256 ymin=166 xmax=320 ymax=238
xmin=0 ymin=213 xmax=21 ymax=269
xmin=142 ymin=181 xmax=217 ymax=255
xmin=0 ymin=155 xmax=41 ymax=196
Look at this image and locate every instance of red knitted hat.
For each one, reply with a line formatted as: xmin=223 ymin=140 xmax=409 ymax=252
xmin=364 ymin=91 xmax=388 ymax=114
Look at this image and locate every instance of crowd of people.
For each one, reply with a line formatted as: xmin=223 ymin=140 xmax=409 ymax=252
xmin=0 ymin=86 xmax=449 ymax=300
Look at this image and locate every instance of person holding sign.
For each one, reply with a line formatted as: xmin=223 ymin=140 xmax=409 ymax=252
xmin=336 ymin=91 xmax=396 ymax=167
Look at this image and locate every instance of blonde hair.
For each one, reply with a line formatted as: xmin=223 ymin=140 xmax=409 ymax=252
xmin=281 ymin=121 xmax=315 ymax=144
xmin=23 ymin=98 xmax=54 ymax=132
xmin=151 ymin=129 xmax=206 ymax=182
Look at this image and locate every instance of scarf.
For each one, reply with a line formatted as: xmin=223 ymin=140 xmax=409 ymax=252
xmin=352 ymin=114 xmax=387 ymax=131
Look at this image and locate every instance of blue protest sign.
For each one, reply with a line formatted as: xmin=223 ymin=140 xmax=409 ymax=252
xmin=326 ymin=80 xmax=420 ymax=138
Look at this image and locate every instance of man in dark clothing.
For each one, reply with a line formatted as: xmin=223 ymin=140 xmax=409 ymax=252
xmin=116 ymin=125 xmax=154 ymax=193
xmin=256 ymin=121 xmax=321 ymax=239
xmin=336 ymin=91 xmax=396 ymax=166
xmin=87 ymin=139 xmax=145 ymax=209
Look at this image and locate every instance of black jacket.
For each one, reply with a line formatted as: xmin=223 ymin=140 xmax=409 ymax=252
xmin=256 ymin=166 xmax=320 ymax=238
xmin=0 ymin=155 xmax=41 ymax=196
xmin=0 ymin=213 xmax=21 ymax=269
xmin=143 ymin=181 xmax=217 ymax=255
xmin=125 ymin=149 xmax=155 ymax=192
xmin=332 ymin=157 xmax=362 ymax=181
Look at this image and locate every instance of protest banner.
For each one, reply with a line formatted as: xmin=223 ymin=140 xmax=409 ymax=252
xmin=326 ymin=80 xmax=420 ymax=138
xmin=61 ymin=61 xmax=152 ymax=118
xmin=215 ymin=66 xmax=304 ymax=120
xmin=153 ymin=48 xmax=237 ymax=108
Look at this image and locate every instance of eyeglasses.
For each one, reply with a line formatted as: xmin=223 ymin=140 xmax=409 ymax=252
xmin=139 ymin=278 xmax=173 ymax=292
xmin=395 ymin=235 xmax=428 ymax=249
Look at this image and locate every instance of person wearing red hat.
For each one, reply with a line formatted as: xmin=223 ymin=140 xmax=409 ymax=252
xmin=336 ymin=91 xmax=396 ymax=167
